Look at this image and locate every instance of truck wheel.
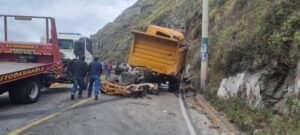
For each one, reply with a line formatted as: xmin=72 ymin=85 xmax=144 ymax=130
xmin=8 ymin=89 xmax=19 ymax=103
xmin=168 ymin=78 xmax=180 ymax=92
xmin=19 ymin=79 xmax=41 ymax=104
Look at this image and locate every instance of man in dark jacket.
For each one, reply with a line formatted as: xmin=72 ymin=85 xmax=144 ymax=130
xmin=88 ymin=57 xmax=102 ymax=100
xmin=70 ymin=55 xmax=88 ymax=100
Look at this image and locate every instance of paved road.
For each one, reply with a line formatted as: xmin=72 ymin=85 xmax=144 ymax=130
xmin=0 ymin=84 xmax=218 ymax=135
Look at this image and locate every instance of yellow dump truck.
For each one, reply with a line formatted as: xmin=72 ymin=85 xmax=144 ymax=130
xmin=128 ymin=25 xmax=188 ymax=91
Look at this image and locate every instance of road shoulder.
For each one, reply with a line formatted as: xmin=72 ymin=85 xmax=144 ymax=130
xmin=184 ymin=94 xmax=241 ymax=135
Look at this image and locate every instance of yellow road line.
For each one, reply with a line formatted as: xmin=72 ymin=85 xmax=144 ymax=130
xmin=68 ymin=98 xmax=92 ymax=109
xmin=50 ymin=83 xmax=71 ymax=88
xmin=7 ymin=113 xmax=59 ymax=135
xmin=50 ymin=83 xmax=62 ymax=87
xmin=7 ymin=98 xmax=92 ymax=135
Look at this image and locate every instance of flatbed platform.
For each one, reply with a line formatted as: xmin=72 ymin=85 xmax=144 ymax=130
xmin=0 ymin=62 xmax=47 ymax=75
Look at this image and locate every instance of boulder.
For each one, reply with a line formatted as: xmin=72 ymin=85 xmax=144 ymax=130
xmin=217 ymin=61 xmax=290 ymax=109
xmin=217 ymin=72 xmax=246 ymax=99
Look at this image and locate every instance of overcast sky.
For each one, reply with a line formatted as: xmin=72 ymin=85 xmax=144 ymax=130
xmin=0 ymin=0 xmax=137 ymax=42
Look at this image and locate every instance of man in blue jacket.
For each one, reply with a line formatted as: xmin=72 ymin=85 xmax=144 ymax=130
xmin=88 ymin=57 xmax=102 ymax=100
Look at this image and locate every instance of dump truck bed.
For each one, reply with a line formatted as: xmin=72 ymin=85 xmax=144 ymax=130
xmin=128 ymin=30 xmax=188 ymax=76
xmin=0 ymin=62 xmax=47 ymax=75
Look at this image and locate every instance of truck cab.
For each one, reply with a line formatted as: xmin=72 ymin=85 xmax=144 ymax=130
xmin=41 ymin=33 xmax=93 ymax=82
xmin=57 ymin=33 xmax=93 ymax=64
xmin=42 ymin=33 xmax=93 ymax=63
xmin=56 ymin=33 xmax=93 ymax=82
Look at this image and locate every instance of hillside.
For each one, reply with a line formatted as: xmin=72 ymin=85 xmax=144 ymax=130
xmin=92 ymin=0 xmax=300 ymax=134
xmin=91 ymin=0 xmax=200 ymax=62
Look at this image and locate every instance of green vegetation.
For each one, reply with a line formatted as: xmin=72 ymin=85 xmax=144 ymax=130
xmin=141 ymin=0 xmax=185 ymax=26
xmin=287 ymin=95 xmax=300 ymax=117
xmin=208 ymin=0 xmax=300 ymax=75
xmin=204 ymin=95 xmax=300 ymax=134
xmin=201 ymin=0 xmax=300 ymax=134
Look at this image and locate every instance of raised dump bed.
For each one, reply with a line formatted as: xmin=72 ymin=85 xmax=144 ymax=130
xmin=128 ymin=25 xmax=188 ymax=90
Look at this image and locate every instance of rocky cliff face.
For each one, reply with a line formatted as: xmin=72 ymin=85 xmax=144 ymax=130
xmin=92 ymin=0 xmax=300 ymax=116
xmin=208 ymin=0 xmax=300 ymax=116
xmin=217 ymin=61 xmax=294 ymax=114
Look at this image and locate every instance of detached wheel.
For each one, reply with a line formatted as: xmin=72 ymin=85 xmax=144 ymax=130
xmin=19 ymin=79 xmax=41 ymax=104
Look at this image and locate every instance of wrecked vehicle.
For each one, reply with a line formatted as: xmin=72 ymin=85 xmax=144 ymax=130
xmin=128 ymin=25 xmax=188 ymax=91
xmin=101 ymin=25 xmax=188 ymax=97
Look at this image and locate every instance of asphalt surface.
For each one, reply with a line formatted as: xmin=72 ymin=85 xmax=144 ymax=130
xmin=0 ymin=84 xmax=218 ymax=135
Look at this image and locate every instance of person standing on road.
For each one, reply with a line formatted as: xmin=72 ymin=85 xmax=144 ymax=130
xmin=70 ymin=55 xmax=88 ymax=100
xmin=105 ymin=61 xmax=112 ymax=80
xmin=87 ymin=57 xmax=102 ymax=100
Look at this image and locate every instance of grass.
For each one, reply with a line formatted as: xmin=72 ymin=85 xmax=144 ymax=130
xmin=139 ymin=0 xmax=185 ymax=26
xmin=205 ymin=96 xmax=300 ymax=134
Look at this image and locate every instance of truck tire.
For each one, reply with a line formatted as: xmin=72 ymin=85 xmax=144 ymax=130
xmin=168 ymin=78 xmax=180 ymax=92
xmin=8 ymin=89 xmax=19 ymax=103
xmin=18 ymin=79 xmax=41 ymax=104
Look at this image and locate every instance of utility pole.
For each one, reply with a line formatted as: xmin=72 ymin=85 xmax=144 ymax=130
xmin=200 ymin=0 xmax=209 ymax=91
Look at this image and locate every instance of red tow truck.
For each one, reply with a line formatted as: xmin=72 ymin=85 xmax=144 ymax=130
xmin=0 ymin=15 xmax=63 ymax=104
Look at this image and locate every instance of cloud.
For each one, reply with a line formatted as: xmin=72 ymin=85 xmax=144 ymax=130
xmin=0 ymin=0 xmax=137 ymax=41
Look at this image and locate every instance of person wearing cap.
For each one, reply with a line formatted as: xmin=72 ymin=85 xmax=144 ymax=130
xmin=70 ymin=55 xmax=88 ymax=100
xmin=87 ymin=57 xmax=102 ymax=100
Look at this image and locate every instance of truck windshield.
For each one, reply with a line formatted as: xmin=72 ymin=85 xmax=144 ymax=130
xmin=59 ymin=39 xmax=73 ymax=49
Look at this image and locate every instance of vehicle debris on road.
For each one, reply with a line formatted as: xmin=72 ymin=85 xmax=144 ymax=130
xmin=101 ymin=81 xmax=159 ymax=98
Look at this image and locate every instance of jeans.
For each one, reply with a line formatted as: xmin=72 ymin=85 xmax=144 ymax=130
xmin=106 ymin=70 xmax=111 ymax=80
xmin=72 ymin=77 xmax=85 ymax=95
xmin=88 ymin=75 xmax=101 ymax=95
